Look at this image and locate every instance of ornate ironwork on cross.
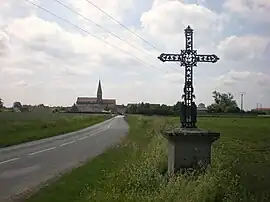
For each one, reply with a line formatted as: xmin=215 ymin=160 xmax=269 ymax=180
xmin=158 ymin=25 xmax=219 ymax=128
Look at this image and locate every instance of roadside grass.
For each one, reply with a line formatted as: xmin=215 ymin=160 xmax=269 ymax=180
xmin=0 ymin=112 xmax=109 ymax=147
xmin=25 ymin=115 xmax=270 ymax=202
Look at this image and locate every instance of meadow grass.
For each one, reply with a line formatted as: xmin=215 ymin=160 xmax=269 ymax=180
xmin=0 ymin=112 xmax=109 ymax=147
xmin=24 ymin=115 xmax=270 ymax=202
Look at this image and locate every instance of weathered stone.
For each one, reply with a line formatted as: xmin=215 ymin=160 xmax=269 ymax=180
xmin=162 ymin=127 xmax=220 ymax=175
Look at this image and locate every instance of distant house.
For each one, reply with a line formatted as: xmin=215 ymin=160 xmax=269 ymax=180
xmin=254 ymin=108 xmax=270 ymax=115
xmin=197 ymin=103 xmax=208 ymax=113
xmin=116 ymin=105 xmax=127 ymax=114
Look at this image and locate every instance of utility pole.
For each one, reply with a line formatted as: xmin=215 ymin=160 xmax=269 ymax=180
xmin=256 ymin=103 xmax=263 ymax=115
xmin=256 ymin=103 xmax=262 ymax=110
xmin=239 ymin=92 xmax=245 ymax=112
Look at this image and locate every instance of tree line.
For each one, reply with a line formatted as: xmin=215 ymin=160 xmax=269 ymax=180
xmin=126 ymin=91 xmax=266 ymax=116
xmin=0 ymin=100 xmax=68 ymax=112
xmin=0 ymin=98 xmax=3 ymax=109
xmin=0 ymin=91 xmax=267 ymax=115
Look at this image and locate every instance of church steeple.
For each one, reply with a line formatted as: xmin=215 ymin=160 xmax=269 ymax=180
xmin=97 ymin=80 xmax=102 ymax=104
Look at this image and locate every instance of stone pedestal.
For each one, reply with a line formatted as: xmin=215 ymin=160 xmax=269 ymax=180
xmin=162 ymin=127 xmax=220 ymax=175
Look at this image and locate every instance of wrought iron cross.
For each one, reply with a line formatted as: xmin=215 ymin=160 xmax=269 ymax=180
xmin=158 ymin=25 xmax=219 ymax=128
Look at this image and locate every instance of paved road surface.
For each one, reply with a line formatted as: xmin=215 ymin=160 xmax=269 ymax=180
xmin=0 ymin=115 xmax=129 ymax=201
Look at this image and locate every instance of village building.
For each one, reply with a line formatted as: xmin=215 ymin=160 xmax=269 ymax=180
xmin=253 ymin=107 xmax=270 ymax=115
xmin=75 ymin=80 xmax=117 ymax=113
xmin=197 ymin=103 xmax=208 ymax=113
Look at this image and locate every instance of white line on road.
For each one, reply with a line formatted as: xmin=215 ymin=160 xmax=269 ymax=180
xmin=78 ymin=136 xmax=88 ymax=141
xmin=10 ymin=123 xmax=113 ymax=158
xmin=28 ymin=147 xmax=56 ymax=156
xmin=78 ymin=125 xmax=111 ymax=140
xmin=90 ymin=132 xmax=97 ymax=137
xmin=0 ymin=158 xmax=20 ymax=165
xmin=60 ymin=140 xmax=76 ymax=147
xmin=90 ymin=128 xmax=108 ymax=137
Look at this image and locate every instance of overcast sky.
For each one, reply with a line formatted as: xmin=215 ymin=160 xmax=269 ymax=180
xmin=0 ymin=0 xmax=269 ymax=109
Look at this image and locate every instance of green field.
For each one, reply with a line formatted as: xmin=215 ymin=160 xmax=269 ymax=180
xmin=0 ymin=112 xmax=110 ymax=147
xmin=24 ymin=115 xmax=270 ymax=202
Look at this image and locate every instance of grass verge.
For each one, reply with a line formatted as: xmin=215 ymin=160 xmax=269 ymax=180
xmin=25 ymin=115 xmax=270 ymax=202
xmin=0 ymin=112 xmax=110 ymax=147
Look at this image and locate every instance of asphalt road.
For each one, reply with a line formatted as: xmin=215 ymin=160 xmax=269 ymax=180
xmin=0 ymin=115 xmax=129 ymax=201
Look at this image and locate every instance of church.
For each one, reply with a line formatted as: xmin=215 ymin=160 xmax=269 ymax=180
xmin=75 ymin=80 xmax=117 ymax=113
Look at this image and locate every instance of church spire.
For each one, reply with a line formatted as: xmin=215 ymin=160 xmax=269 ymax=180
xmin=97 ymin=79 xmax=102 ymax=104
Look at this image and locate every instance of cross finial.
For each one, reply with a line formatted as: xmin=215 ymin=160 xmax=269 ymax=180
xmin=185 ymin=25 xmax=193 ymax=32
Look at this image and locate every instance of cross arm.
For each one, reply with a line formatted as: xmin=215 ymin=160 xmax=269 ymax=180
xmin=158 ymin=53 xmax=182 ymax=62
xmin=196 ymin=54 xmax=219 ymax=63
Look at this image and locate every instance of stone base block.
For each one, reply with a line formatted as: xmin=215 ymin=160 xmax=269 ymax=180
xmin=162 ymin=127 xmax=220 ymax=175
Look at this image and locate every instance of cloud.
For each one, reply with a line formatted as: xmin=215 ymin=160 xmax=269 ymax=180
xmin=214 ymin=70 xmax=270 ymax=87
xmin=64 ymin=66 xmax=92 ymax=76
xmin=0 ymin=31 xmax=10 ymax=56
xmin=162 ymin=72 xmax=184 ymax=84
xmin=140 ymin=0 xmax=225 ymax=50
xmin=0 ymin=0 xmax=39 ymax=25
xmin=0 ymin=0 xmax=269 ymax=110
xmin=12 ymin=80 xmax=29 ymax=87
xmin=125 ymin=71 xmax=141 ymax=76
xmin=218 ymin=35 xmax=270 ymax=61
xmin=70 ymin=0 xmax=134 ymax=24
xmin=230 ymin=71 xmax=251 ymax=81
xmin=1 ymin=67 xmax=34 ymax=75
xmin=3 ymin=15 xmax=109 ymax=75
xmin=46 ymin=78 xmax=78 ymax=90
xmin=256 ymin=72 xmax=270 ymax=86
xmin=223 ymin=0 xmax=270 ymax=23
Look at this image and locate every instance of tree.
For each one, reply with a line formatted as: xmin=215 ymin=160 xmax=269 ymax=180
xmin=104 ymin=105 xmax=110 ymax=111
xmin=126 ymin=102 xmax=178 ymax=116
xmin=0 ymin=98 xmax=3 ymax=108
xmin=207 ymin=103 xmax=222 ymax=113
xmin=212 ymin=91 xmax=221 ymax=105
xmin=173 ymin=101 xmax=182 ymax=114
xmin=13 ymin=101 xmax=22 ymax=110
xmin=208 ymin=91 xmax=240 ymax=113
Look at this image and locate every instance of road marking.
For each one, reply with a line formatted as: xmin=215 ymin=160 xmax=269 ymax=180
xmin=78 ymin=136 xmax=88 ymax=141
xmin=90 ymin=132 xmax=98 ymax=137
xmin=28 ymin=147 xmax=56 ymax=156
xmin=90 ymin=130 xmax=101 ymax=136
xmin=25 ymin=124 xmax=112 ymax=156
xmin=60 ymin=140 xmax=76 ymax=147
xmin=79 ymin=126 xmax=111 ymax=140
xmin=90 ymin=128 xmax=108 ymax=137
xmin=0 ymin=122 xmax=115 ymax=164
xmin=0 ymin=158 xmax=20 ymax=165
